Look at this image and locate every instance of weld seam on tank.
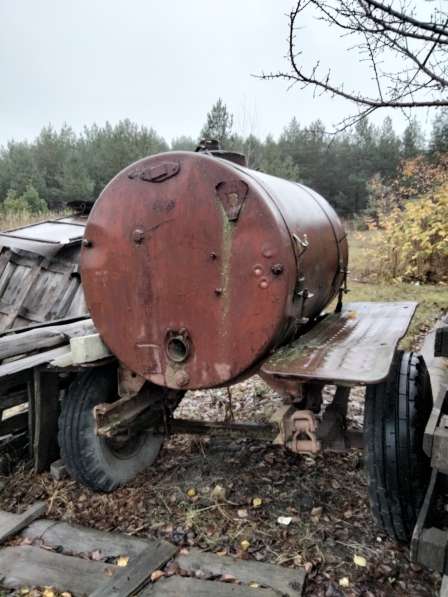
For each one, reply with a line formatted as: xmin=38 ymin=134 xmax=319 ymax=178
xmin=293 ymin=181 xmax=347 ymax=303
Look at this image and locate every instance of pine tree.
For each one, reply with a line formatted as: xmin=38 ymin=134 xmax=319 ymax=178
xmin=402 ymin=118 xmax=424 ymax=159
xmin=430 ymin=109 xmax=448 ymax=154
xmin=200 ymin=99 xmax=234 ymax=147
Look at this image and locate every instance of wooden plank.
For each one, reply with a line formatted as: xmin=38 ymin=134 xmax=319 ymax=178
xmin=141 ymin=576 xmax=279 ymax=596
xmin=23 ymin=519 xmax=155 ymax=560
xmin=0 ymin=545 xmax=115 ymax=594
xmin=33 ymin=370 xmax=60 ymax=472
xmin=0 ymin=502 xmax=46 ymax=544
xmin=0 ymin=314 xmax=89 ymax=337
xmin=1 ymin=260 xmax=44 ymax=329
xmin=440 ymin=574 xmax=448 ymax=597
xmin=71 ymin=333 xmax=112 ymax=365
xmin=0 ymin=345 xmax=70 ymax=378
xmin=0 ymin=248 xmax=12 ymax=279
xmin=0 ymin=388 xmax=29 ymax=410
xmin=0 ymin=318 xmax=94 ymax=360
xmin=0 ymin=412 xmax=28 ymax=436
xmin=90 ymin=540 xmax=177 ymax=597
xmin=176 ymin=549 xmax=305 ymax=597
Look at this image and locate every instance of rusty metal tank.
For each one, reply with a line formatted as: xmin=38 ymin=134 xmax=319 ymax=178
xmin=80 ymin=151 xmax=348 ymax=390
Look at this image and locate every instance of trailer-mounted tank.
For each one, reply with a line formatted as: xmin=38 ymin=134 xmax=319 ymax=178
xmin=0 ymin=145 xmax=433 ymax=547
xmin=80 ymin=149 xmax=348 ymax=390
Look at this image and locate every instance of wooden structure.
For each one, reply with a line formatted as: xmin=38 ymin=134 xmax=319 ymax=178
xmin=0 ymin=503 xmax=305 ymax=596
xmin=0 ymin=216 xmax=90 ymax=471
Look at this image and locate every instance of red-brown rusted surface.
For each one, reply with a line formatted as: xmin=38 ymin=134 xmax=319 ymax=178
xmin=81 ymin=151 xmax=347 ymax=389
xmin=261 ymin=301 xmax=418 ymax=386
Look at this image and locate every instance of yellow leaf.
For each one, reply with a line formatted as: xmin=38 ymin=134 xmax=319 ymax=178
xmin=186 ymin=487 xmax=197 ymax=497
xmin=339 ymin=577 xmax=350 ymax=587
xmin=43 ymin=589 xmax=55 ymax=597
xmin=353 ymin=554 xmax=367 ymax=567
xmin=151 ymin=570 xmax=164 ymax=582
xmin=117 ymin=555 xmax=129 ymax=567
xmin=252 ymin=497 xmax=263 ymax=508
xmin=240 ymin=539 xmax=250 ymax=551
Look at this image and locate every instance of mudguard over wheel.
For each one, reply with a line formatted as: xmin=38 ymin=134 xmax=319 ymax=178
xmin=364 ymin=350 xmax=432 ymax=542
xmin=59 ymin=366 xmax=171 ymax=492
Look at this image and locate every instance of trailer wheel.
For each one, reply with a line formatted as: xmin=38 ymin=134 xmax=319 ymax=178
xmin=364 ymin=350 xmax=432 ymax=543
xmin=58 ymin=366 xmax=179 ymax=492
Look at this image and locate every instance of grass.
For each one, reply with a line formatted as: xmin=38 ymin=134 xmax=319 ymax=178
xmin=345 ymin=230 xmax=448 ymax=349
xmin=0 ymin=209 xmax=65 ymax=231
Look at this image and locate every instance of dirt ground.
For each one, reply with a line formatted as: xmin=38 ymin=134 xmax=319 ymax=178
xmin=0 ymin=377 xmax=442 ymax=596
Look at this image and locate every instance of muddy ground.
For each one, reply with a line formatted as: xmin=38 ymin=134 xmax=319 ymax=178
xmin=0 ymin=377 xmax=441 ymax=596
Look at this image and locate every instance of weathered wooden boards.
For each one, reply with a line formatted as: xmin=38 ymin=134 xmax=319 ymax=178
xmin=0 ymin=506 xmax=306 ymax=596
xmin=0 ymin=318 xmax=95 ymax=360
xmin=0 ymin=501 xmax=46 ymax=543
xmin=0 ymin=245 xmax=87 ymax=333
xmin=90 ymin=542 xmax=177 ymax=597
xmin=0 ymin=511 xmax=176 ymax=596
xmin=141 ymin=577 xmax=280 ymax=596
xmin=176 ymin=549 xmax=305 ymax=596
xmin=0 ymin=317 xmax=100 ymax=471
xmin=1 ymin=546 xmax=115 ymax=595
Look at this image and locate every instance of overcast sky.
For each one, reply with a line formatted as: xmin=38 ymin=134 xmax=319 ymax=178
xmin=0 ymin=0 xmax=433 ymax=147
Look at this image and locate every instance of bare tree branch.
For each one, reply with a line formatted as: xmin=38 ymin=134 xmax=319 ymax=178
xmin=261 ymin=0 xmax=448 ymax=129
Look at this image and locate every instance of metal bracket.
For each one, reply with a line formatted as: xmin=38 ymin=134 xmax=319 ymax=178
xmin=271 ymin=406 xmax=321 ymax=454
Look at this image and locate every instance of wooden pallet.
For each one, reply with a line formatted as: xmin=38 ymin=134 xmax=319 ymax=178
xmin=0 ymin=504 xmax=305 ymax=596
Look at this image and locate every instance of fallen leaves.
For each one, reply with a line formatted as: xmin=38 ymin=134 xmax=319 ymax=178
xmin=277 ymin=516 xmax=292 ymax=526
xmin=339 ymin=576 xmax=350 ymax=587
xmin=0 ymin=378 xmax=440 ymax=597
xmin=116 ymin=555 xmax=129 ymax=567
xmin=211 ymin=485 xmax=226 ymax=501
xmin=240 ymin=539 xmax=251 ymax=551
xmin=150 ymin=569 xmax=164 ymax=582
xmin=353 ymin=554 xmax=367 ymax=567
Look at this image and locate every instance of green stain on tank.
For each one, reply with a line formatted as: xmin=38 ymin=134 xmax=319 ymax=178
xmin=218 ymin=207 xmax=235 ymax=339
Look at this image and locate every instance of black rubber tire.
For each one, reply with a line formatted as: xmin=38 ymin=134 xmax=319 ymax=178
xmin=58 ymin=366 xmax=165 ymax=492
xmin=364 ymin=350 xmax=432 ymax=543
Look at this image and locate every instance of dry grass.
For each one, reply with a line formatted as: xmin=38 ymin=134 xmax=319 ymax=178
xmin=0 ymin=210 xmax=66 ymax=231
xmin=346 ymin=229 xmax=448 ymax=350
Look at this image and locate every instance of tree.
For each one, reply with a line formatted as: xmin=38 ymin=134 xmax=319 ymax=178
xmin=20 ymin=184 xmax=48 ymax=213
xmin=81 ymin=120 xmax=168 ymax=197
xmin=263 ymin=1 xmax=448 ymax=129
xmin=375 ymin=117 xmax=401 ymax=178
xmin=171 ymin=136 xmax=196 ymax=151
xmin=200 ymin=99 xmax=234 ymax=146
xmin=59 ymin=154 xmax=95 ymax=203
xmin=430 ymin=109 xmax=448 ymax=154
xmin=3 ymin=189 xmax=28 ymax=213
xmin=402 ymin=118 xmax=424 ymax=159
xmin=33 ymin=124 xmax=77 ymax=208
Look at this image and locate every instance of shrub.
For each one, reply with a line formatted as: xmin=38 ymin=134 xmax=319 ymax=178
xmin=3 ymin=185 xmax=48 ymax=214
xmin=368 ymin=156 xmax=448 ymax=283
